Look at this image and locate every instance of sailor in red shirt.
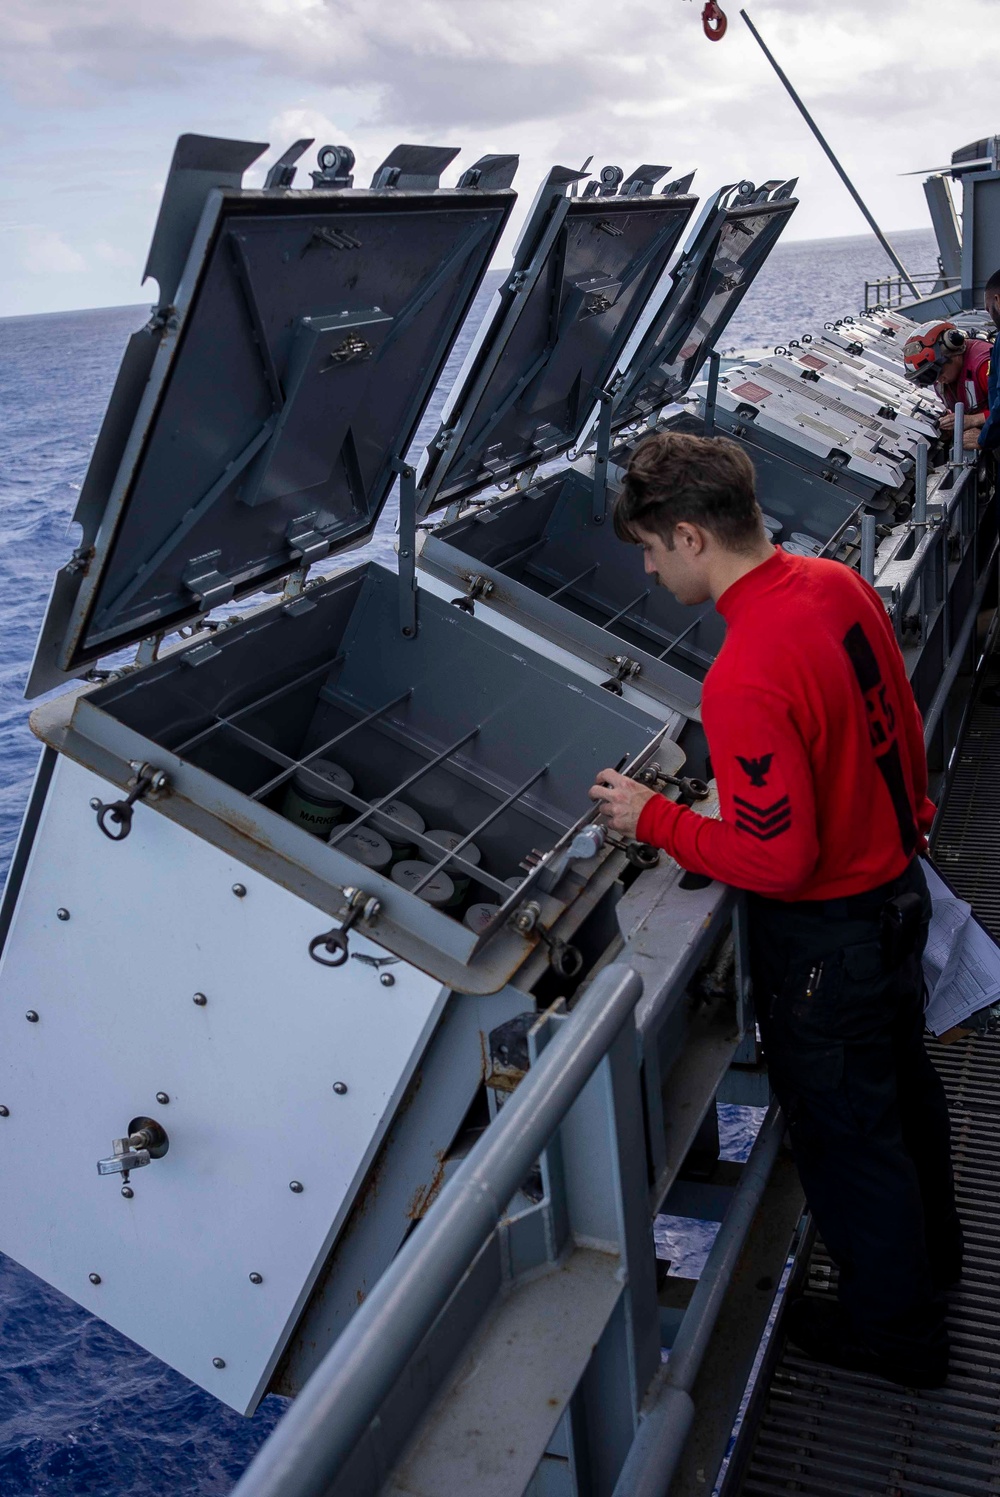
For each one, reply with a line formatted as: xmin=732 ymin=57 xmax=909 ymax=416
xmin=590 ymin=432 xmax=960 ymax=1389
xmin=902 ymin=320 xmax=992 ymax=449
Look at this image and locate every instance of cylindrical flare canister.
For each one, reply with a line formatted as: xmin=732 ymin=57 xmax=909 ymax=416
xmin=282 ymin=760 xmax=354 ymax=838
xmin=337 ymin=827 xmax=393 ymax=873
xmin=425 ymin=830 xmax=483 ymax=907
xmin=391 ymin=860 xmax=456 ymax=908
xmin=369 ymin=800 xmax=426 ymax=864
xmin=464 ymin=902 xmax=502 ymax=933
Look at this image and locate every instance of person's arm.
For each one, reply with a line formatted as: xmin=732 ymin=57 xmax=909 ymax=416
xmin=979 ymin=355 xmax=1000 ymax=450
xmin=634 ymin=685 xmax=821 ymax=896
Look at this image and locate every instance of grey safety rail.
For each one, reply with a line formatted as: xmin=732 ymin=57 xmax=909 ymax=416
xmin=229 ymin=958 xmax=787 ymax=1497
xmin=612 ymin=1101 xmax=785 ymax=1497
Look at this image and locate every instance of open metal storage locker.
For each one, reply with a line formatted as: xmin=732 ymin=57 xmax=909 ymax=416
xmin=415 ymin=176 xmax=861 ymax=711
xmin=0 ymin=137 xmax=700 ymax=1416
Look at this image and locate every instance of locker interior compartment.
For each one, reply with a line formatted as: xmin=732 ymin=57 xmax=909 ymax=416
xmin=82 ymin=560 xmax=668 ymax=989
xmin=422 ymin=429 xmax=862 ymax=705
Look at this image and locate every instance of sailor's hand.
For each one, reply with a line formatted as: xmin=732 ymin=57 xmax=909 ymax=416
xmin=588 ymin=769 xmax=655 ymax=839
xmin=963 ymin=427 xmax=982 ymax=450
xmin=938 ymin=411 xmax=955 ymax=434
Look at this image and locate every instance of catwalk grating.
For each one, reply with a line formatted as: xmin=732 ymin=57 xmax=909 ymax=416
xmin=932 ymin=667 xmax=1000 ymax=936
xmin=724 ymin=1031 xmax=1000 ymax=1496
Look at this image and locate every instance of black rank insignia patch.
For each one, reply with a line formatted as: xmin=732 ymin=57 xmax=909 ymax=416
xmin=734 ymin=793 xmax=791 ymax=841
xmin=737 ymin=753 xmax=773 ymax=788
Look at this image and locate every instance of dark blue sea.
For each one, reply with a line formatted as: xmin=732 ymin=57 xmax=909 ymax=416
xmin=0 ymin=225 xmax=936 ymax=1493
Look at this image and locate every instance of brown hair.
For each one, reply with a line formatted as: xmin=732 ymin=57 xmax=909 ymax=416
xmin=613 ymin=431 xmax=763 ymax=553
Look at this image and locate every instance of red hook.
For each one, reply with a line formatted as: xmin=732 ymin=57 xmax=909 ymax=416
xmin=702 ymin=1 xmax=728 ymax=39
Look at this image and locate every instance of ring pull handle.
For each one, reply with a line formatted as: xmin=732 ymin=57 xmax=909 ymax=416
xmin=309 ymin=889 xmax=382 ymax=969
xmin=90 ymin=766 xmax=168 ymax=843
xmin=450 ymin=574 xmax=493 ymax=617
xmin=308 ymin=928 xmax=351 ymax=967
xmin=509 ymin=900 xmax=584 ymax=979
xmin=626 ymin=841 xmax=661 ymax=871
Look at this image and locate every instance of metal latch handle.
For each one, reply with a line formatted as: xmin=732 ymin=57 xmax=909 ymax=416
xmin=510 ymin=901 xmax=584 ymax=980
xmin=309 ymin=889 xmax=382 ymax=968
xmin=90 ymin=765 xmax=169 ymax=842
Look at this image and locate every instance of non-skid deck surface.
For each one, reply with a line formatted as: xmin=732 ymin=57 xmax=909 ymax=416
xmin=727 ymin=1034 xmax=1000 ymax=1497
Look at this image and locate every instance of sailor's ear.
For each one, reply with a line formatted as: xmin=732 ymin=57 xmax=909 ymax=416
xmin=674 ymin=521 xmax=706 ymax=554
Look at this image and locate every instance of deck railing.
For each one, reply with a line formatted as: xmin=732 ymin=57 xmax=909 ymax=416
xmin=863 ymin=272 xmax=959 ymax=311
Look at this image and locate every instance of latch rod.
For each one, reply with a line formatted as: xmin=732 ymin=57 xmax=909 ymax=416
xmin=740 ymin=10 xmax=918 ymax=299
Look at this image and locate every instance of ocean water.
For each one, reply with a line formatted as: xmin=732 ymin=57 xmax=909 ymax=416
xmin=0 ymin=224 xmax=936 ymax=1493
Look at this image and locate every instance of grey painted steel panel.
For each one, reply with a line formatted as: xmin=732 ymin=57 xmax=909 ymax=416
xmin=0 ymin=754 xmax=449 ymax=1415
xmin=29 ymin=154 xmax=514 ymax=693
xmin=273 ymin=985 xmax=529 ymax=1396
xmin=417 ymin=174 xmax=697 ymax=514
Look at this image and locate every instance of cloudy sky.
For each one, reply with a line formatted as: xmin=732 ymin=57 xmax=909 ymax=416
xmin=2 ymin=0 xmax=999 ymax=318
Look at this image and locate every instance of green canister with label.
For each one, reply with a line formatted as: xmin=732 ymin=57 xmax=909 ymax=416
xmin=282 ymin=759 xmax=354 ymax=838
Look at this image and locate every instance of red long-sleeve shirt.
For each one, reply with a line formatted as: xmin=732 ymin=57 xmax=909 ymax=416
xmin=635 ymin=548 xmax=935 ymax=900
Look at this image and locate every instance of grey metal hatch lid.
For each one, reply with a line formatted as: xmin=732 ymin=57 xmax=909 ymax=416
xmin=605 ymin=178 xmax=798 ymax=429
xmin=415 ymin=163 xmax=698 ymax=515
xmin=27 ymin=134 xmax=516 ymax=698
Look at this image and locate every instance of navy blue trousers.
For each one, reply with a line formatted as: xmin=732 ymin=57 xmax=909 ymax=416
xmin=749 ymin=859 xmax=960 ymax=1361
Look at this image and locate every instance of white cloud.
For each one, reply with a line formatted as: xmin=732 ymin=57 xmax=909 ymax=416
xmin=23 ymin=229 xmax=85 ymax=275
xmin=93 ymin=239 xmax=133 ymax=267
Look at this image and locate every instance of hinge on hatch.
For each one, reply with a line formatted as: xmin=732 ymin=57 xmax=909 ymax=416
xmin=393 ymin=456 xmax=419 ymax=639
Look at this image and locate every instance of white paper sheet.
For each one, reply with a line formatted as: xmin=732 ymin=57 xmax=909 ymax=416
xmin=923 ymin=860 xmax=1000 ymax=1035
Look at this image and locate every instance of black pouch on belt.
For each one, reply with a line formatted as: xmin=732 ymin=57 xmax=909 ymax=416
xmin=880 ymin=890 xmax=924 ymax=969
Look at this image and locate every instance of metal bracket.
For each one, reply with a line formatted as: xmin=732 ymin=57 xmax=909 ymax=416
xmin=309 ymin=888 xmax=382 ymax=968
xmin=599 ymin=655 xmax=641 ymax=695
xmin=264 ymin=138 xmax=314 ymax=191
xmin=394 ymin=457 xmax=419 ymax=638
xmin=182 ymin=552 xmax=235 ymax=610
xmin=450 ymin=573 xmax=494 ymax=616
xmin=592 ymin=388 xmax=616 ymax=525
xmin=703 ymin=348 xmax=722 ymax=438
